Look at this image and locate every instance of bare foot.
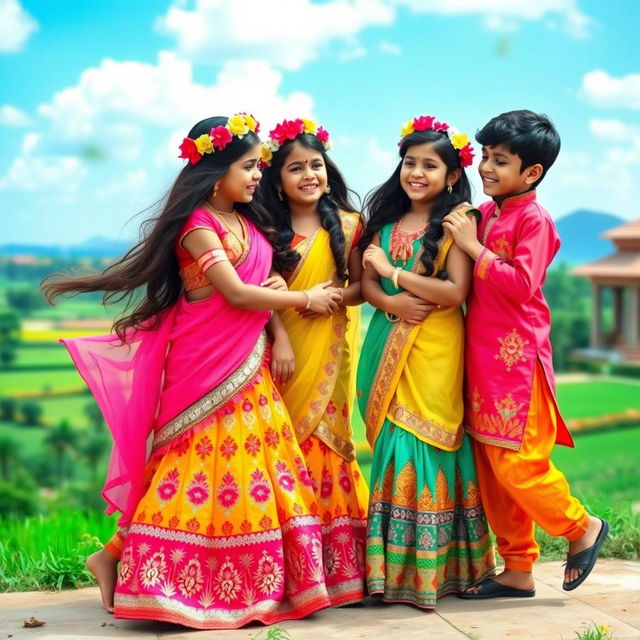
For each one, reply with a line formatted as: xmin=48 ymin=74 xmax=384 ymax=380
xmin=86 ymin=549 xmax=118 ymax=613
xmin=565 ymin=516 xmax=603 ymax=584
xmin=464 ymin=568 xmax=534 ymax=594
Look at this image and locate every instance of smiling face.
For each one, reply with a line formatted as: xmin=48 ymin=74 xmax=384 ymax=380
xmin=478 ymin=144 xmax=541 ymax=199
xmin=215 ymin=143 xmax=262 ymax=205
xmin=399 ymin=142 xmax=450 ymax=207
xmin=278 ymin=141 xmax=328 ymax=207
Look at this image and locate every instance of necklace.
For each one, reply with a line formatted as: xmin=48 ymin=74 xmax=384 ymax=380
xmin=390 ymin=220 xmax=428 ymax=264
xmin=203 ymin=202 xmax=248 ymax=249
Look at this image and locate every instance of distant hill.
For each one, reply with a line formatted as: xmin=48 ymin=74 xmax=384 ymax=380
xmin=0 ymin=236 xmax=131 ymax=258
xmin=555 ymin=210 xmax=626 ymax=266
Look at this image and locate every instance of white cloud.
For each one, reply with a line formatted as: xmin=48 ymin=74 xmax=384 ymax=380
xmin=156 ymin=0 xmax=395 ymax=70
xmin=394 ymin=0 xmax=591 ymax=38
xmin=581 ymin=70 xmax=640 ymax=109
xmin=0 ymin=51 xmax=314 ymax=199
xmin=0 ymin=0 xmax=38 ymax=52
xmin=96 ymin=169 xmax=149 ymax=199
xmin=0 ymin=104 xmax=32 ymax=126
xmin=589 ymin=119 xmax=639 ymax=142
xmin=379 ymin=40 xmax=401 ymax=55
xmin=339 ymin=43 xmax=367 ymax=61
xmin=0 ymin=154 xmax=87 ymax=196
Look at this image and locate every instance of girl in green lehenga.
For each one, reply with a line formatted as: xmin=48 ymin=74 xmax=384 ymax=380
xmin=357 ymin=116 xmax=495 ymax=609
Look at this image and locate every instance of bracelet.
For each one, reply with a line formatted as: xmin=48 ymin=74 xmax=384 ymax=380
xmin=302 ymin=290 xmax=311 ymax=310
xmin=392 ymin=266 xmax=402 ymax=289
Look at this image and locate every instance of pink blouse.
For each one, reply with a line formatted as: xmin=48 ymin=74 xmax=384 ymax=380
xmin=464 ymin=191 xmax=573 ymax=450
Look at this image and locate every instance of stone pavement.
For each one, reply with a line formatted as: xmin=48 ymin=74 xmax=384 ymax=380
xmin=1 ymin=560 xmax=639 ymax=640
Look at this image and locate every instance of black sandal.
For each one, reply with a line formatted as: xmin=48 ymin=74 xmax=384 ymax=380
xmin=457 ymin=577 xmax=535 ymax=599
xmin=563 ymin=517 xmax=609 ymax=591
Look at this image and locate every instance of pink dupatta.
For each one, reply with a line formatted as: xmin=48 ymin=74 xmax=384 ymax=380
xmin=62 ymin=214 xmax=272 ymax=526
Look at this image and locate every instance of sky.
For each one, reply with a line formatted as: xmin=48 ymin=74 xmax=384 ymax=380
xmin=0 ymin=0 xmax=638 ymax=246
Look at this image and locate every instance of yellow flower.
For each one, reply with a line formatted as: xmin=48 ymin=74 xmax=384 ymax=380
xmin=450 ymin=133 xmax=469 ymax=150
xmin=243 ymin=114 xmax=258 ymax=132
xmin=597 ymin=626 xmax=611 ymax=633
xmin=301 ymin=118 xmax=318 ymax=135
xmin=261 ymin=144 xmax=273 ymax=166
xmin=227 ymin=114 xmax=249 ymax=137
xmin=194 ymin=134 xmax=213 ymax=154
xmin=401 ymin=120 xmax=415 ymax=138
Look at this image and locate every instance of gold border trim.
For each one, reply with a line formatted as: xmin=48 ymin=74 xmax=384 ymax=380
xmin=152 ymin=332 xmax=267 ymax=451
xmin=467 ymin=430 xmax=522 ymax=451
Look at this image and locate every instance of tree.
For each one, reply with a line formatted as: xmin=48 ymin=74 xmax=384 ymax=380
xmin=0 ymin=310 xmax=20 ymax=369
xmin=0 ymin=435 xmax=16 ymax=481
xmin=80 ymin=431 xmax=110 ymax=481
xmin=5 ymin=287 xmax=45 ymax=316
xmin=0 ymin=397 xmax=17 ymax=421
xmin=83 ymin=400 xmax=105 ymax=431
xmin=43 ymin=419 xmax=78 ymax=486
xmin=19 ymin=400 xmax=43 ymax=426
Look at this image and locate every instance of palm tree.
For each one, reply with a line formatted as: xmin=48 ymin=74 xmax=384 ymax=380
xmin=81 ymin=431 xmax=109 ymax=481
xmin=43 ymin=419 xmax=78 ymax=487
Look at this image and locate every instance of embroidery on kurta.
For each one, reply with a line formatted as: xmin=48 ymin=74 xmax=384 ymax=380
xmin=491 ymin=234 xmax=512 ymax=261
xmin=475 ymin=250 xmax=493 ymax=280
xmin=495 ymin=328 xmax=529 ymax=371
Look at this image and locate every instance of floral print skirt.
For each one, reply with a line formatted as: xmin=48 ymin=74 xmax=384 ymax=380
xmin=113 ymin=364 xmax=334 ymax=629
xmin=299 ymin=434 xmax=369 ymax=605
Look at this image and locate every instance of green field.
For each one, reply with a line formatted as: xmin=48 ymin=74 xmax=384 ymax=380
xmin=14 ymin=346 xmax=73 ymax=367
xmin=0 ymin=369 xmax=86 ymax=395
xmin=557 ymin=380 xmax=639 ymax=418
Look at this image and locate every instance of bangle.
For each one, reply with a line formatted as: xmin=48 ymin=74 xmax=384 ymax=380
xmin=302 ymin=290 xmax=311 ymax=310
xmin=392 ymin=266 xmax=402 ymax=289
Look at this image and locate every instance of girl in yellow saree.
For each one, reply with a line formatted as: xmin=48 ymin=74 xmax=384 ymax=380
xmin=258 ymin=119 xmax=369 ymax=605
xmin=358 ymin=116 xmax=495 ymax=609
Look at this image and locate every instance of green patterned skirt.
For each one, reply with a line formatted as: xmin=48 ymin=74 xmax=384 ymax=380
xmin=366 ymin=420 xmax=495 ymax=608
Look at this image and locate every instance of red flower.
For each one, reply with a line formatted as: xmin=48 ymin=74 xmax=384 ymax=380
xmin=412 ymin=115 xmax=435 ymax=131
xmin=242 ymin=398 xmax=253 ymax=412
xmin=326 ymin=401 xmax=336 ymax=415
xmin=244 ymin=433 xmax=261 ymax=456
xmin=459 ymin=143 xmax=475 ymax=168
xmin=210 ymin=125 xmax=232 ymax=151
xmin=433 ymin=120 xmax=449 ymax=132
xmin=269 ymin=119 xmax=304 ymax=146
xmin=316 ymin=126 xmax=330 ymax=144
xmin=195 ymin=436 xmax=213 ymax=460
xmin=258 ymin=394 xmax=268 ymax=407
xmin=178 ymin=137 xmax=202 ymax=165
xmin=220 ymin=436 xmax=238 ymax=460
xmin=264 ymin=427 xmax=280 ymax=449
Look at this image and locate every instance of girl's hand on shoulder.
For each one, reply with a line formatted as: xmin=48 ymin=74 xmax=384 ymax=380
xmin=261 ymin=275 xmax=288 ymax=291
xmin=362 ymin=244 xmax=393 ymax=279
xmin=389 ymin=292 xmax=438 ymax=325
xmin=271 ymin=335 xmax=295 ymax=385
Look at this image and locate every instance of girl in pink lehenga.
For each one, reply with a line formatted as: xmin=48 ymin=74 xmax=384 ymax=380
xmin=42 ymin=114 xmax=344 ymax=629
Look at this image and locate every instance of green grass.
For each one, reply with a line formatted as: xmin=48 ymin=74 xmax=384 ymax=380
xmin=0 ymin=422 xmax=47 ymax=457
xmin=0 ymin=368 xmax=86 ymax=395
xmin=37 ymin=395 xmax=93 ymax=427
xmin=0 ymin=509 xmax=117 ymax=591
xmin=14 ymin=345 xmax=72 ymax=367
xmin=557 ymin=380 xmax=640 ymax=419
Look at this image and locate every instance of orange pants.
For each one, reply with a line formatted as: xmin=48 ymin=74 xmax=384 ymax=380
xmin=473 ymin=364 xmax=590 ymax=573
xmin=104 ymin=530 xmax=125 ymax=560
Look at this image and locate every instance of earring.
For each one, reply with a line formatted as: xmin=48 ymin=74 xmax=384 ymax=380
xmin=325 ymin=185 xmax=331 ymax=194
xmin=212 ymin=183 xmax=218 ymax=198
xmin=277 ymin=189 xmax=283 ymax=201
xmin=447 ymin=183 xmax=453 ymax=194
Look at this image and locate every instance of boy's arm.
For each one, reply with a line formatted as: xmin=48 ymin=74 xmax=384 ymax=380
xmin=475 ymin=216 xmax=559 ymax=303
xmin=444 ymin=209 xmax=559 ymax=304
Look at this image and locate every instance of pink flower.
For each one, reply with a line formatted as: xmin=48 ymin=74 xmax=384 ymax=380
xmin=242 ymin=398 xmax=253 ymax=412
xmin=258 ymin=394 xmax=268 ymax=406
xmin=320 ymin=466 xmax=332 ymax=499
xmin=217 ymin=472 xmax=239 ymax=508
xmin=178 ymin=137 xmax=202 ymax=165
xmin=156 ymin=468 xmax=179 ymax=501
xmin=249 ymin=469 xmax=271 ymax=504
xmin=210 ymin=125 xmax=232 ymax=151
xmin=412 ymin=115 xmax=435 ymax=131
xmin=269 ymin=119 xmax=304 ymax=146
xmin=433 ymin=120 xmax=449 ymax=132
xmin=326 ymin=401 xmax=336 ymax=415
xmin=186 ymin=471 xmax=210 ymax=505
xmin=459 ymin=143 xmax=475 ymax=168
xmin=316 ymin=126 xmax=330 ymax=144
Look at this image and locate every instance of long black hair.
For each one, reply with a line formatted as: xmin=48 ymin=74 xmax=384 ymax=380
xmin=359 ymin=129 xmax=472 ymax=277
xmin=42 ymin=116 xmax=281 ymax=341
xmin=258 ymin=133 xmax=360 ymax=281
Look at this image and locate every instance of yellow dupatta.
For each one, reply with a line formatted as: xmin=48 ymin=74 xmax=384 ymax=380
xmin=361 ymin=225 xmax=465 ymax=452
xmin=278 ymin=211 xmax=361 ymax=461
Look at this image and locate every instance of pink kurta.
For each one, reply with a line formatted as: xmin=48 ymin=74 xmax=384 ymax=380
xmin=464 ymin=191 xmax=573 ymax=451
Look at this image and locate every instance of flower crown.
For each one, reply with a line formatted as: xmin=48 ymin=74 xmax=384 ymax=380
xmin=260 ymin=118 xmax=331 ymax=168
xmin=400 ymin=115 xmax=474 ymax=168
xmin=178 ymin=113 xmax=260 ymax=165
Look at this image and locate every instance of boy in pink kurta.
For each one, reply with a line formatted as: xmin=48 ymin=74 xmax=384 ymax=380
xmin=443 ymin=110 xmax=608 ymax=599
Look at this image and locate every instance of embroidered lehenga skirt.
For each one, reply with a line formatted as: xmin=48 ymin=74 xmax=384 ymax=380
xmin=112 ymin=360 xmax=334 ymax=629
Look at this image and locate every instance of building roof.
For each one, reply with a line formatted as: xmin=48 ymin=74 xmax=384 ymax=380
xmin=572 ymin=251 xmax=640 ymax=279
xmin=603 ymin=218 xmax=640 ymax=240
